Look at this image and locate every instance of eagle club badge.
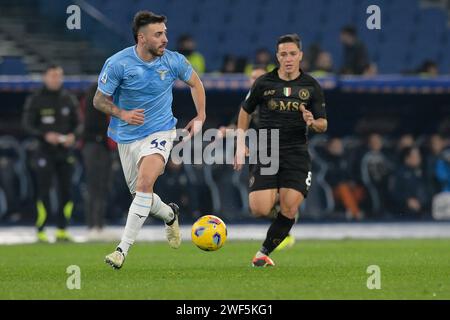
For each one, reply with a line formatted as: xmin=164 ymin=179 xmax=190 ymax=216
xmin=283 ymin=87 xmax=291 ymax=97
xmin=157 ymin=69 xmax=168 ymax=80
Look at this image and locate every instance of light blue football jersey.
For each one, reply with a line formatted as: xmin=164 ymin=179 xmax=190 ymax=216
xmin=97 ymin=46 xmax=193 ymax=143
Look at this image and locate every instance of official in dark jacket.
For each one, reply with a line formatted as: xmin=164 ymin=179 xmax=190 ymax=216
xmin=22 ymin=64 xmax=79 ymax=242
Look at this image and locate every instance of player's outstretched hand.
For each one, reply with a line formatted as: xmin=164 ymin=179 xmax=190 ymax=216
xmin=299 ymin=103 xmax=314 ymax=127
xmin=184 ymin=114 xmax=206 ymax=138
xmin=120 ymin=109 xmax=145 ymax=125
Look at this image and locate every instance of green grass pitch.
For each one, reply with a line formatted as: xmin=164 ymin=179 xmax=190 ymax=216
xmin=0 ymin=239 xmax=449 ymax=299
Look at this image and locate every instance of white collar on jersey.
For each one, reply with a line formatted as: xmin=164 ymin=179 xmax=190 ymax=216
xmin=133 ymin=45 xmax=160 ymax=66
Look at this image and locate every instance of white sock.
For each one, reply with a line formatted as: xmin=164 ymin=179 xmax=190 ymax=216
xmin=117 ymin=192 xmax=152 ymax=255
xmin=150 ymin=193 xmax=175 ymax=224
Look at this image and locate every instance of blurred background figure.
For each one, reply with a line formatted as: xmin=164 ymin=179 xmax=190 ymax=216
xmin=177 ymin=34 xmax=206 ymax=75
xmin=417 ymin=60 xmax=439 ymax=77
xmin=21 ymin=65 xmax=79 ymax=242
xmin=218 ymin=65 xmax=266 ymax=137
xmin=425 ymin=134 xmax=447 ymax=196
xmin=360 ymin=133 xmax=393 ymax=217
xmin=310 ymin=51 xmax=334 ymax=77
xmin=323 ymin=137 xmax=365 ymax=220
xmin=392 ymin=147 xmax=429 ymax=219
xmin=244 ymin=48 xmax=276 ymax=75
xmin=339 ymin=25 xmax=370 ymax=75
xmin=155 ymin=159 xmax=198 ymax=220
xmin=435 ymin=148 xmax=450 ymax=193
xmin=80 ymin=83 xmax=115 ymax=241
xmin=220 ymin=54 xmax=247 ymax=73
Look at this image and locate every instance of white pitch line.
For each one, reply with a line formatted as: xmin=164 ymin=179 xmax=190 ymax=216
xmin=1 ymin=222 xmax=450 ymax=244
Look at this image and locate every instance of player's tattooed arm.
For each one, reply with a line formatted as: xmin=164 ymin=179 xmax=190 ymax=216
xmin=93 ymin=90 xmax=144 ymax=125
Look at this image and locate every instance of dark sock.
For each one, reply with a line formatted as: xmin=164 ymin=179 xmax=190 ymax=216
xmin=261 ymin=213 xmax=295 ymax=255
xmin=166 ymin=215 xmax=176 ymax=226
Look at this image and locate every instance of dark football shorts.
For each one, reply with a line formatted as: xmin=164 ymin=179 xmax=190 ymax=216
xmin=248 ymin=146 xmax=312 ymax=198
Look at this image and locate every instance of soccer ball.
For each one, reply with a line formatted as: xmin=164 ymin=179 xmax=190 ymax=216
xmin=191 ymin=215 xmax=227 ymax=251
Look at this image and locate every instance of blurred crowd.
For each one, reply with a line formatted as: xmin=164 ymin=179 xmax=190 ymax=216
xmin=178 ymin=25 xmax=442 ymax=77
xmin=0 ymin=29 xmax=449 ymax=241
xmin=311 ymin=133 xmax=450 ymax=221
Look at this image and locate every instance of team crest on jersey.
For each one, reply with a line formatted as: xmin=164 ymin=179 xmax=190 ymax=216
xmin=283 ymin=87 xmax=291 ymax=97
xmin=299 ymin=89 xmax=310 ymax=100
xmin=157 ymin=69 xmax=168 ymax=80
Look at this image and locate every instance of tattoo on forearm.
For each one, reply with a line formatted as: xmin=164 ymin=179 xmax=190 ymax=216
xmin=93 ymin=91 xmax=121 ymax=118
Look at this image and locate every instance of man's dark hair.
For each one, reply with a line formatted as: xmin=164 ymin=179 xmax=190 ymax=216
xmin=252 ymin=64 xmax=268 ymax=72
xmin=401 ymin=146 xmax=418 ymax=164
xmin=44 ymin=64 xmax=62 ymax=73
xmin=341 ymin=25 xmax=357 ymax=37
xmin=277 ymin=34 xmax=302 ymax=51
xmin=132 ymin=11 xmax=167 ymax=43
xmin=178 ymin=34 xmax=193 ymax=44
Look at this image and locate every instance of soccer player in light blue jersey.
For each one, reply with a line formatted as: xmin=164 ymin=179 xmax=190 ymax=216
xmin=93 ymin=11 xmax=206 ymax=269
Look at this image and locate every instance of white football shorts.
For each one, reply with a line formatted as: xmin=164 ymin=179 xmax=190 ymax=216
xmin=117 ymin=128 xmax=177 ymax=194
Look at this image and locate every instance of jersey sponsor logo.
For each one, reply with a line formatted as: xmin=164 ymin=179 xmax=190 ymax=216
xmin=100 ymin=72 xmax=108 ymax=84
xmin=267 ymin=99 xmax=302 ymax=112
xmin=263 ymin=89 xmax=275 ymax=96
xmin=299 ymin=89 xmax=310 ymax=100
xmin=283 ymin=87 xmax=292 ymax=97
xmin=157 ymin=69 xmax=168 ymax=80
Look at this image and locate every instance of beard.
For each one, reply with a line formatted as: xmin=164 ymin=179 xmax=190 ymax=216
xmin=148 ymin=45 xmax=165 ymax=57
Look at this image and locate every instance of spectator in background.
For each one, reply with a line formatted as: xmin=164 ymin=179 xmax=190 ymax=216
xmin=22 ymin=64 xmax=79 ymax=242
xmin=324 ymin=137 xmax=365 ymax=220
xmin=425 ymin=134 xmax=447 ymax=195
xmin=177 ymin=34 xmax=206 ymax=75
xmin=304 ymin=43 xmax=322 ymax=71
xmin=435 ymin=148 xmax=450 ymax=192
xmin=417 ymin=60 xmax=439 ymax=77
xmin=218 ymin=65 xmax=267 ymax=136
xmin=221 ymin=54 xmax=247 ymax=73
xmin=339 ymin=25 xmax=370 ymax=75
xmin=395 ymin=133 xmax=415 ymax=162
xmin=310 ymin=51 xmax=334 ymax=77
xmin=81 ymin=83 xmax=116 ymax=241
xmin=244 ymin=48 xmax=276 ymax=76
xmin=155 ymin=159 xmax=198 ymax=220
xmin=392 ymin=147 xmax=429 ymax=218
xmin=360 ymin=133 xmax=393 ymax=216
xmin=363 ymin=63 xmax=378 ymax=77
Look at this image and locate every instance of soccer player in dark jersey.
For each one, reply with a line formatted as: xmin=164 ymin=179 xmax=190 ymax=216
xmin=234 ymin=34 xmax=328 ymax=267
xmin=219 ymin=65 xmax=297 ymax=251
